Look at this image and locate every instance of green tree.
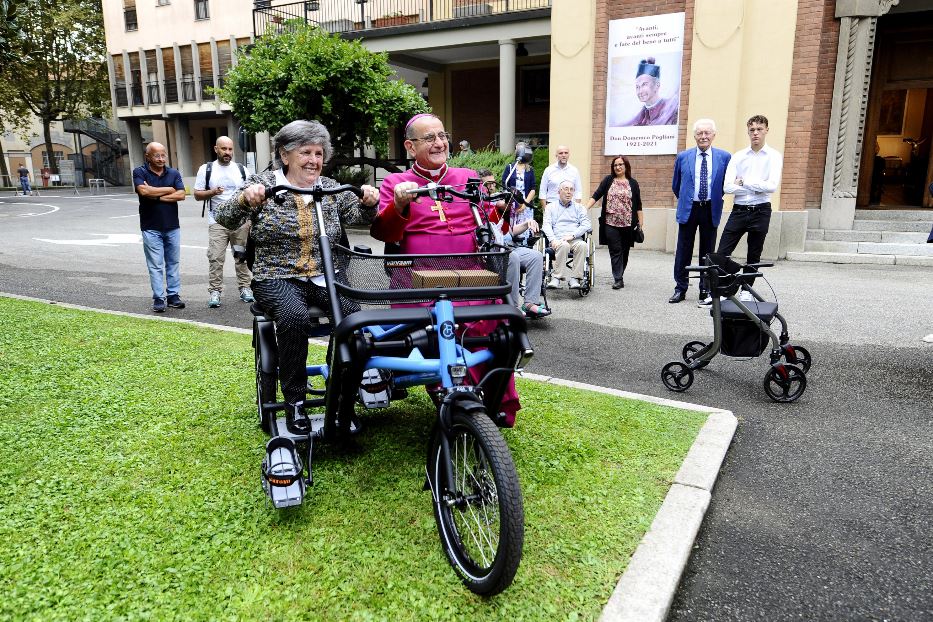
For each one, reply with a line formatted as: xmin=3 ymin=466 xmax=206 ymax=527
xmin=1 ymin=0 xmax=109 ymax=174
xmin=218 ymin=24 xmax=428 ymax=170
xmin=0 ymin=80 xmax=29 ymax=183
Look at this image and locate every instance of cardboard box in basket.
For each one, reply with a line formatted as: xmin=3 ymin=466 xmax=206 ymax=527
xmin=412 ymin=269 xmax=460 ymax=288
xmin=454 ymin=269 xmax=500 ymax=286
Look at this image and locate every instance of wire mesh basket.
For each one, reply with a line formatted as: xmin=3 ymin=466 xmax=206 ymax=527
xmin=332 ymin=245 xmax=512 ymax=305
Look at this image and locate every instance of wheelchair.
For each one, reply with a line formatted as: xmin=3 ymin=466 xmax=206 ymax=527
xmin=542 ymin=232 xmax=596 ymax=297
xmin=512 ymin=234 xmax=551 ymax=319
xmin=660 ymin=253 xmax=812 ymax=402
xmin=251 ymin=180 xmax=534 ymax=596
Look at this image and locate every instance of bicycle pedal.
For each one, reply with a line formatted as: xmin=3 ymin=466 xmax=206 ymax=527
xmin=261 ymin=436 xmax=305 ymax=508
xmin=358 ymin=368 xmax=392 ymax=409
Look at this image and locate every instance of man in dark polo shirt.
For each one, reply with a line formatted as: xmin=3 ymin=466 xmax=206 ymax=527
xmin=133 ymin=142 xmax=187 ymax=312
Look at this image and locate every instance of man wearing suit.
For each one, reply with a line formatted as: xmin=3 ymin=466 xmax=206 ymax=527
xmin=670 ymin=119 xmax=731 ymax=305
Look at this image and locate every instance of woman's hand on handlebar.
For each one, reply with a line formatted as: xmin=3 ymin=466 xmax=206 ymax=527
xmin=360 ymin=184 xmax=378 ymax=207
xmin=241 ymin=183 xmax=267 ymax=210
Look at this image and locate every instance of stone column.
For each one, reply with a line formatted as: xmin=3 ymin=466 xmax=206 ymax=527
xmin=499 ymin=39 xmax=516 ymax=154
xmin=174 ymin=117 xmax=193 ymax=177
xmin=126 ymin=118 xmax=145 ymax=173
xmin=256 ymin=131 xmax=272 ymax=172
xmin=227 ymin=116 xmax=245 ymax=164
xmin=821 ymin=0 xmax=899 ymax=230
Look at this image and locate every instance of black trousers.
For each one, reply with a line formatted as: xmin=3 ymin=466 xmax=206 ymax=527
xmin=252 ymin=278 xmax=359 ymax=405
xmin=716 ymin=205 xmax=771 ymax=286
xmin=604 ymin=224 xmax=633 ymax=282
xmin=673 ymin=201 xmax=716 ymax=293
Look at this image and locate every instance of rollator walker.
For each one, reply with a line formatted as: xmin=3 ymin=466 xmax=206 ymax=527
xmin=660 ymin=253 xmax=812 ymax=402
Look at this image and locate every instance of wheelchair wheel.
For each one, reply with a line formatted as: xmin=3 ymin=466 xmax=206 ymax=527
xmin=254 ymin=346 xmax=277 ymax=433
xmin=763 ymin=363 xmax=806 ymax=403
xmin=783 ymin=344 xmax=812 ymax=374
xmin=429 ymin=406 xmax=524 ymax=596
xmin=682 ymin=341 xmax=710 ymax=370
xmin=661 ymin=361 xmax=694 ymax=392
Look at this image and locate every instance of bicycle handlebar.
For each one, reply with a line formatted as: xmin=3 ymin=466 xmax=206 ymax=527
xmin=406 ymin=183 xmax=512 ymax=204
xmin=267 ymin=183 xmax=364 ymax=204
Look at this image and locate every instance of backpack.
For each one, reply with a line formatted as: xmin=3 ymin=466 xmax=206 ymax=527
xmin=201 ymin=161 xmax=247 ymax=217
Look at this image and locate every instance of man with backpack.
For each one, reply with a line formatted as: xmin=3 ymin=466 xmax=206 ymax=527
xmin=193 ymin=136 xmax=253 ymax=308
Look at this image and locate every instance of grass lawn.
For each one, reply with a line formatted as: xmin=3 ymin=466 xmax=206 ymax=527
xmin=0 ymin=296 xmax=706 ymax=621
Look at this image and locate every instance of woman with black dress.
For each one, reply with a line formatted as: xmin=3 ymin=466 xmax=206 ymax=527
xmin=585 ymin=155 xmax=642 ymax=289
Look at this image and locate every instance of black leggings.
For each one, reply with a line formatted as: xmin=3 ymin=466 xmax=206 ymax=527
xmin=252 ymin=278 xmax=359 ymax=404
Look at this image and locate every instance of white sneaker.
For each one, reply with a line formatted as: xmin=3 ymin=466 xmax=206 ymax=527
xmin=698 ymin=295 xmax=712 ymax=307
xmin=738 ymin=290 xmax=754 ymax=302
xmin=208 ymin=291 xmax=222 ymax=308
xmin=922 ymin=334 xmax=933 ymax=344
xmin=568 ymin=278 xmax=581 ymax=289
xmin=546 ymin=278 xmax=561 ymax=289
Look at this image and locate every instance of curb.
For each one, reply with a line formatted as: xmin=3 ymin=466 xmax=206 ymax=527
xmin=523 ymin=374 xmax=737 ymax=622
xmin=3 ymin=293 xmax=737 ymax=619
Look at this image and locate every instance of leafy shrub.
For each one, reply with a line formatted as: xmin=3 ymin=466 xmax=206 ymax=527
xmin=329 ymin=166 xmax=371 ymax=187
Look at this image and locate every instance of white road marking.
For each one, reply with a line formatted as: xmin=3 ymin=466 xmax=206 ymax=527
xmin=32 ymin=232 xmax=207 ymax=250
xmin=0 ymin=202 xmax=61 ymax=217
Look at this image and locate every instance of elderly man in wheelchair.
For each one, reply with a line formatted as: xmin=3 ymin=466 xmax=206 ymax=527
xmin=543 ymin=179 xmax=593 ymax=293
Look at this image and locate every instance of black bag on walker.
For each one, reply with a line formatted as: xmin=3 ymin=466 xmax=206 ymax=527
xmin=721 ymin=318 xmax=769 ymax=357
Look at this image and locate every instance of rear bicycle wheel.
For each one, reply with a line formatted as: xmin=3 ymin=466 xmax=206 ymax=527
xmin=429 ymin=407 xmax=524 ymax=596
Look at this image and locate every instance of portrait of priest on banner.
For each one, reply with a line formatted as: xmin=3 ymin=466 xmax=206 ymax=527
xmin=616 ymin=56 xmax=681 ymax=128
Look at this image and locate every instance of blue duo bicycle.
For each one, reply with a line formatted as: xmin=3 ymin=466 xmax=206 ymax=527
xmin=251 ymin=180 xmax=533 ymax=595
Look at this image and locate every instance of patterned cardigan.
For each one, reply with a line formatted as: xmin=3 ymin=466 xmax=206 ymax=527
xmin=214 ymin=170 xmax=375 ymax=281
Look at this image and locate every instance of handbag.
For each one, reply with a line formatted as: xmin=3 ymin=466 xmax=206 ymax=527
xmin=633 ymin=224 xmax=645 ymax=244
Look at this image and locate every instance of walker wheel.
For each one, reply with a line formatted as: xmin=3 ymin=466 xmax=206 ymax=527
xmin=661 ymin=362 xmax=694 ymax=392
xmin=763 ymin=363 xmax=807 ymax=403
xmin=682 ymin=341 xmax=710 ymax=370
xmin=782 ymin=344 xmax=812 ymax=374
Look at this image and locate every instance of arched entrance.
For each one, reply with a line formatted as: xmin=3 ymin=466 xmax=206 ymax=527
xmin=859 ymin=9 xmax=933 ymax=209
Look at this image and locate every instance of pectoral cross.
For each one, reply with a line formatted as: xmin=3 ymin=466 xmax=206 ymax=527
xmin=431 ymin=200 xmax=447 ymax=222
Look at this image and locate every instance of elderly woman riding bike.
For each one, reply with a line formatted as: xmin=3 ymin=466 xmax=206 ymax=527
xmin=214 ymin=120 xmax=379 ymax=434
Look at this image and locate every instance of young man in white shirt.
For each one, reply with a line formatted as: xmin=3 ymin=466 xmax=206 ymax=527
xmin=193 ymin=136 xmax=253 ymax=308
xmin=719 ymin=114 xmax=783 ymax=294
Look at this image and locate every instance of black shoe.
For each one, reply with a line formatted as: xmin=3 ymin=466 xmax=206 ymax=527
xmin=612 ymin=280 xmax=623 ymax=290
xmin=285 ymin=401 xmax=310 ymax=434
xmin=668 ymin=290 xmax=686 ymax=303
xmin=167 ymin=294 xmax=186 ymax=309
xmin=152 ymin=298 xmax=166 ymax=313
xmin=698 ymin=291 xmax=712 ymax=307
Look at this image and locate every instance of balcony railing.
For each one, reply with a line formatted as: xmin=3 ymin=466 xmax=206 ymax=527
xmin=253 ymin=0 xmax=550 ymax=37
xmin=113 ymin=77 xmax=225 ymax=108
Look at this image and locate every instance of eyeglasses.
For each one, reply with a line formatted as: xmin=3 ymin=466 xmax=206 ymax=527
xmin=482 ymin=181 xmax=497 ymax=189
xmin=411 ymin=132 xmax=451 ymax=144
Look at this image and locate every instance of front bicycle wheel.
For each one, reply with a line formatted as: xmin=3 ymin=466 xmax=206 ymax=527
xmin=429 ymin=407 xmax=524 ymax=596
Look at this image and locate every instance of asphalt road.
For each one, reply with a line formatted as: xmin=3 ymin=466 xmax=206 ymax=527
xmin=2 ymin=190 xmax=932 ymax=620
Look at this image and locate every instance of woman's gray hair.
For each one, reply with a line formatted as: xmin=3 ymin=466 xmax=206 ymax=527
xmin=272 ymin=120 xmax=333 ymax=169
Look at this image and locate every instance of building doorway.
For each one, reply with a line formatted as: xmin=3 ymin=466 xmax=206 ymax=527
xmin=860 ymin=10 xmax=933 ymax=209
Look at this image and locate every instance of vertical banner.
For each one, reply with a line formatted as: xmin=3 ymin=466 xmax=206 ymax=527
xmin=604 ymin=12 xmax=685 ymax=155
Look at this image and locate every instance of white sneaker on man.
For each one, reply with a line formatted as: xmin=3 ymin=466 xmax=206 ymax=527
xmin=568 ymin=278 xmax=581 ymax=289
xmin=546 ymin=277 xmax=562 ymax=289
xmin=738 ymin=290 xmax=754 ymax=302
xmin=208 ymin=291 xmax=222 ymax=308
